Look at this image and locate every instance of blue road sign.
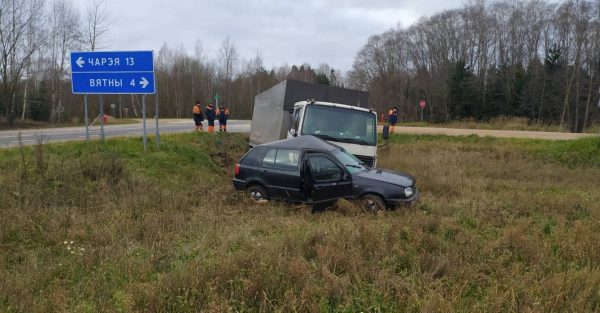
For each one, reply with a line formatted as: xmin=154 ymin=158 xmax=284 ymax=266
xmin=70 ymin=50 xmax=155 ymax=94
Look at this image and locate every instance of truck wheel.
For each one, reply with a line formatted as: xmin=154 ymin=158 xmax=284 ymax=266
xmin=247 ymin=185 xmax=268 ymax=202
xmin=360 ymin=194 xmax=385 ymax=212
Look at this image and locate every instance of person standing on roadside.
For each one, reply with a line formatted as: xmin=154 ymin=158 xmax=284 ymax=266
xmin=205 ymin=102 xmax=216 ymax=133
xmin=216 ymin=104 xmax=230 ymax=132
xmin=192 ymin=101 xmax=204 ymax=131
xmin=388 ymin=107 xmax=398 ymax=133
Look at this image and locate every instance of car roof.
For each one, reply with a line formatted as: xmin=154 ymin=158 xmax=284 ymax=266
xmin=259 ymin=135 xmax=338 ymax=152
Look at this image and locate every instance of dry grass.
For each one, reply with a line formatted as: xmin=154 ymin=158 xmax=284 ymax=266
xmin=401 ymin=116 xmax=567 ymax=132
xmin=451 ymin=116 xmax=560 ymax=131
xmin=1 ymin=133 xmax=600 ymax=312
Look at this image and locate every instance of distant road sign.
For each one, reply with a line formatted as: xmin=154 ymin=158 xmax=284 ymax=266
xmin=419 ymin=100 xmax=426 ymax=109
xmin=70 ymin=51 xmax=155 ymax=94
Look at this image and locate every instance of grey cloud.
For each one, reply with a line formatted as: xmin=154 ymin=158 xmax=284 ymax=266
xmin=92 ymin=0 xmax=464 ymax=72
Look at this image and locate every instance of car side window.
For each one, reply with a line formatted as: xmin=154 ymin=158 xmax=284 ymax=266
xmin=308 ymin=156 xmax=342 ymax=181
xmin=262 ymin=149 xmax=276 ymax=166
xmin=274 ymin=149 xmax=299 ymax=170
xmin=262 ymin=148 xmax=300 ymax=170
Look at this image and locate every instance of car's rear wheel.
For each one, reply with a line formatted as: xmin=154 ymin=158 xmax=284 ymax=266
xmin=247 ymin=185 xmax=268 ymax=202
xmin=360 ymin=194 xmax=386 ymax=212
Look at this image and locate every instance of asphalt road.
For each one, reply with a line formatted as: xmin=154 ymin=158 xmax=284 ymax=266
xmin=0 ymin=119 xmax=251 ymax=148
xmin=0 ymin=120 xmax=596 ymax=148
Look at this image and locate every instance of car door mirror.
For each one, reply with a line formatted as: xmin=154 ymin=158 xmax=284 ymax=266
xmin=382 ymin=125 xmax=390 ymax=140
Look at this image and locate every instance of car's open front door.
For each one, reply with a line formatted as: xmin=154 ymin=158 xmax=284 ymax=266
xmin=303 ymin=153 xmax=352 ymax=203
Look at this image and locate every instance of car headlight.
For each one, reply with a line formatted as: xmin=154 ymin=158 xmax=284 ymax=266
xmin=404 ymin=187 xmax=413 ymax=197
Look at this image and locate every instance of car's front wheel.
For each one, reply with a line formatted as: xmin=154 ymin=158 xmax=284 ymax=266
xmin=360 ymin=194 xmax=386 ymax=212
xmin=246 ymin=185 xmax=268 ymax=202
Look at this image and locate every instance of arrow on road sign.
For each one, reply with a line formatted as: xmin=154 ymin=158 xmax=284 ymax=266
xmin=140 ymin=77 xmax=149 ymax=88
xmin=76 ymin=57 xmax=85 ymax=68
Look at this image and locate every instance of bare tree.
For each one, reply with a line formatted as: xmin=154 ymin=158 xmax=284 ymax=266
xmin=84 ymin=0 xmax=109 ymax=51
xmin=582 ymin=1 xmax=600 ymax=130
xmin=557 ymin=0 xmax=593 ymax=131
xmin=20 ymin=3 xmax=39 ymax=120
xmin=47 ymin=0 xmax=80 ymax=122
xmin=0 ymin=0 xmax=46 ymax=126
xmin=217 ymin=36 xmax=238 ymax=105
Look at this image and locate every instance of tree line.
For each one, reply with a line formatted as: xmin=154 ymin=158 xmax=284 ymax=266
xmin=348 ymin=0 xmax=600 ymax=132
xmin=2 ymin=0 xmax=599 ymax=133
xmin=0 ymin=0 xmax=341 ymax=125
xmin=0 ymin=0 xmax=107 ymax=126
xmin=0 ymin=0 xmax=341 ymax=126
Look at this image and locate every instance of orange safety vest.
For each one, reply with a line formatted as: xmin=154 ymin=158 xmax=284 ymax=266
xmin=193 ymin=105 xmax=201 ymax=114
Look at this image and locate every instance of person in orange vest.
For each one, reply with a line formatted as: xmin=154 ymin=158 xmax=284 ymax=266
xmin=205 ymin=103 xmax=216 ymax=133
xmin=388 ymin=107 xmax=398 ymax=133
xmin=216 ymin=104 xmax=230 ymax=132
xmin=192 ymin=101 xmax=204 ymax=131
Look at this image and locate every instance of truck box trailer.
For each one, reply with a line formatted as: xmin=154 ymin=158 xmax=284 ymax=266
xmin=250 ymin=79 xmax=369 ymax=147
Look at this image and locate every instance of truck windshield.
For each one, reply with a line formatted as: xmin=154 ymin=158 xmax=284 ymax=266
xmin=300 ymin=105 xmax=377 ymax=146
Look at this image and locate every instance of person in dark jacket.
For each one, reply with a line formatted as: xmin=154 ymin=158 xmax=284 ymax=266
xmin=192 ymin=101 xmax=204 ymax=131
xmin=216 ymin=105 xmax=230 ymax=132
xmin=388 ymin=107 xmax=398 ymax=133
xmin=205 ymin=103 xmax=216 ymax=133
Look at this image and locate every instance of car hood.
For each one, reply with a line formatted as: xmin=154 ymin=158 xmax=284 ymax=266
xmin=353 ymin=169 xmax=415 ymax=187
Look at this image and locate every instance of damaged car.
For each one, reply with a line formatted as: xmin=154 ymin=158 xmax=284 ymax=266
xmin=232 ymin=135 xmax=418 ymax=211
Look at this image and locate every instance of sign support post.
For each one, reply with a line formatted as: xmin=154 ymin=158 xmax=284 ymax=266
xmin=419 ymin=99 xmax=426 ymax=122
xmin=155 ymin=93 xmax=160 ymax=148
xmin=99 ymin=95 xmax=105 ymax=142
xmin=84 ymin=94 xmax=89 ymax=140
xmin=142 ymin=95 xmax=147 ymax=152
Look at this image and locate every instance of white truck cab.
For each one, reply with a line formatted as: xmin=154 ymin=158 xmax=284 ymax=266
xmin=288 ymin=101 xmax=378 ymax=167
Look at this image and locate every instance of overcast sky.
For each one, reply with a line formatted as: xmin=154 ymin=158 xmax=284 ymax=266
xmin=77 ymin=0 xmax=466 ymax=73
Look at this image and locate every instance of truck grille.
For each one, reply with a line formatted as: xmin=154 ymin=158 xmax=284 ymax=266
xmin=355 ymin=155 xmax=375 ymax=168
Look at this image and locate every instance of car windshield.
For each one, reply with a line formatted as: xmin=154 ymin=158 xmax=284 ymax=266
xmin=333 ymin=148 xmax=367 ymax=173
xmin=301 ymin=105 xmax=377 ymax=146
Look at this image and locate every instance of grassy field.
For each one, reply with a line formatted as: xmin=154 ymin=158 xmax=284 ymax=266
xmin=397 ymin=116 xmax=600 ymax=133
xmin=1 ymin=132 xmax=600 ymax=312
